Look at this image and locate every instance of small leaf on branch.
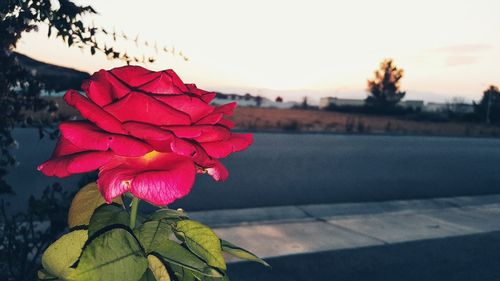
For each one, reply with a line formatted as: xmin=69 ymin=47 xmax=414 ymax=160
xmin=139 ymin=269 xmax=157 ymax=281
xmin=149 ymin=208 xmax=189 ymax=222
xmin=134 ymin=220 xmax=172 ymax=253
xmin=173 ymin=220 xmax=226 ymax=271
xmin=147 ymin=254 xmax=172 ymax=281
xmin=221 ymin=239 xmax=270 ymax=267
xmin=168 ymin=264 xmax=197 ymax=281
xmin=70 ymin=227 xmax=147 ymax=281
xmin=68 ymin=182 xmax=123 ymax=228
xmin=88 ymin=204 xmax=129 ymax=236
xmin=153 ymin=240 xmax=222 ymax=277
xmin=41 ymin=229 xmax=88 ymax=279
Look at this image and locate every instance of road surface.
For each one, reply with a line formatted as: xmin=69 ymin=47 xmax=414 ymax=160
xmin=4 ymin=129 xmax=500 ymax=213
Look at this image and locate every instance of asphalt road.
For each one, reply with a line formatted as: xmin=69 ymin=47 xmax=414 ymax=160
xmin=227 ymin=231 xmax=500 ymax=281
xmin=4 ymin=129 xmax=500 ymax=213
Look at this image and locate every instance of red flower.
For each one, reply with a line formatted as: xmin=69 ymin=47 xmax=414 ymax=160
xmin=38 ymin=66 xmax=252 ymax=206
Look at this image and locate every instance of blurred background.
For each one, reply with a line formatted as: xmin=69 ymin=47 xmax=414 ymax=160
xmin=1 ymin=0 xmax=500 ymax=280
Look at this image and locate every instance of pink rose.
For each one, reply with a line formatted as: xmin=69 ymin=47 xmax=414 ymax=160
xmin=38 ymin=66 xmax=252 ymax=206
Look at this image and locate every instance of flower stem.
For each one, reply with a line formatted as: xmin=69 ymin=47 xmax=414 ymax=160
xmin=129 ymin=196 xmax=140 ymax=229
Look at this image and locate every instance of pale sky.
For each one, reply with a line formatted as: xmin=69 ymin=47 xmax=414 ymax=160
xmin=16 ymin=0 xmax=500 ymax=103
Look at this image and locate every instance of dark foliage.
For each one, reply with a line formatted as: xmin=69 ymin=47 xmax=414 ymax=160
xmin=475 ymin=85 xmax=500 ymax=124
xmin=366 ymin=59 xmax=405 ymax=109
xmin=325 ymin=104 xmax=415 ymax=116
xmin=0 ymin=0 xmax=169 ymax=193
xmin=0 ymin=1 xmax=178 ymax=280
xmin=0 ymin=183 xmax=72 ymax=281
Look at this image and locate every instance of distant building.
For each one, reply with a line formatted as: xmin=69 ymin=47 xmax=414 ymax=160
xmin=400 ymin=100 xmax=424 ymax=111
xmin=424 ymin=102 xmax=447 ymax=112
xmin=211 ymin=92 xmax=297 ymax=108
xmin=319 ymin=97 xmax=365 ymax=109
xmin=424 ymin=102 xmax=474 ymax=113
xmin=320 ymin=96 xmax=424 ymax=111
xmin=450 ymin=103 xmax=474 ymax=113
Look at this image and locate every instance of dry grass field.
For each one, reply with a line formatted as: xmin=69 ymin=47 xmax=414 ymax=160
xmin=46 ymin=97 xmax=500 ymax=137
xmin=232 ymin=107 xmax=500 ymax=137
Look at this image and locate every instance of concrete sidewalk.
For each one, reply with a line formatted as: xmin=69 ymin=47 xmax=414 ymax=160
xmin=189 ymin=194 xmax=500 ymax=260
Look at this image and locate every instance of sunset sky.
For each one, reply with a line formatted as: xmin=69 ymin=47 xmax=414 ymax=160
xmin=16 ymin=0 xmax=500 ymax=103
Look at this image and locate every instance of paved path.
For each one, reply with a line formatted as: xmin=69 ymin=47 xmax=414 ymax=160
xmin=226 ymin=231 xmax=500 ymax=281
xmin=190 ymin=194 xmax=500 ymax=260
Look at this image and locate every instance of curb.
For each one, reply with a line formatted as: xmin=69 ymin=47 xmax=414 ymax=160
xmin=190 ymin=194 xmax=500 ymax=227
xmin=189 ymin=194 xmax=500 ymax=260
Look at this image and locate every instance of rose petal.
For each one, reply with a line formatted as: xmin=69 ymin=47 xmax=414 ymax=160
xmin=163 ymin=125 xmax=230 ymax=142
xmin=154 ymin=95 xmax=214 ymax=122
xmin=194 ymin=126 xmax=230 ymax=142
xmin=138 ymin=70 xmax=188 ymax=94
xmin=214 ymin=102 xmax=237 ymax=116
xmin=97 ymin=163 xmax=135 ymax=203
xmin=206 ymin=160 xmax=229 ymax=181
xmin=82 ymin=69 xmax=131 ymax=106
xmin=162 ymin=137 xmax=211 ymax=166
xmin=185 ymin=84 xmax=209 ymax=96
xmin=110 ymin=66 xmax=188 ymax=94
xmin=170 ymin=138 xmax=197 ymax=157
xmin=122 ymin=122 xmax=174 ymax=140
xmin=38 ymin=151 xmax=113 ymax=178
xmin=162 ymin=126 xmax=202 ymax=138
xmin=104 ymin=92 xmax=191 ymax=126
xmin=130 ymin=164 xmax=196 ymax=206
xmin=122 ymin=122 xmax=176 ymax=152
xmin=60 ymin=121 xmax=152 ymax=157
xmin=201 ymin=93 xmax=217 ymax=103
xmin=195 ymin=113 xmax=223 ymax=125
xmin=217 ymin=118 xmax=235 ymax=129
xmin=64 ymin=90 xmax=126 ymax=134
xmin=185 ymin=84 xmax=217 ymax=103
xmin=98 ymin=153 xmax=196 ymax=206
xmin=200 ymin=133 xmax=253 ymax=158
xmin=52 ymin=137 xmax=84 ymax=157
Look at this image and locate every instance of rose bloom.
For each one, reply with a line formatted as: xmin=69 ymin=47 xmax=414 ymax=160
xmin=38 ymin=66 xmax=252 ymax=206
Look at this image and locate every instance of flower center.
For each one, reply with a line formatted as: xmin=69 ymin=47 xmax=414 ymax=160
xmin=142 ymin=150 xmax=161 ymax=161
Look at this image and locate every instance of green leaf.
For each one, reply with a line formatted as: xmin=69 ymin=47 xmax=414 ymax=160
xmin=174 ymin=220 xmax=226 ymax=271
xmin=221 ymin=239 xmax=270 ymax=267
xmin=68 ymin=182 xmax=123 ymax=228
xmin=147 ymin=254 xmax=172 ymax=281
xmin=191 ymin=270 xmax=230 ymax=281
xmin=168 ymin=264 xmax=197 ymax=281
xmin=200 ymin=275 xmax=230 ymax=281
xmin=37 ymin=268 xmax=61 ymax=280
xmin=134 ymin=220 xmax=172 ymax=254
xmin=70 ymin=227 xmax=148 ymax=281
xmin=41 ymin=229 xmax=88 ymax=279
xmin=139 ymin=269 xmax=156 ymax=281
xmin=88 ymin=204 xmax=129 ymax=236
xmin=154 ymin=240 xmax=222 ymax=278
xmin=149 ymin=208 xmax=189 ymax=222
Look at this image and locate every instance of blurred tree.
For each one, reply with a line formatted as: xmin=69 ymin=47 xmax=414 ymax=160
xmin=475 ymin=85 xmax=500 ymax=124
xmin=0 ymin=0 xmax=180 ymax=194
xmin=0 ymin=183 xmax=72 ymax=281
xmin=366 ymin=59 xmax=406 ymax=109
xmin=446 ymin=96 xmax=467 ymax=113
xmin=275 ymin=96 xmax=283 ymax=103
xmin=0 ymin=2 xmax=184 ymax=279
xmin=301 ymin=96 xmax=309 ymax=109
